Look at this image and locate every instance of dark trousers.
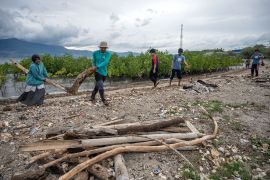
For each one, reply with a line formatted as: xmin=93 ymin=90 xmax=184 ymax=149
xmin=149 ymin=70 xmax=158 ymax=84
xmin=251 ymin=64 xmax=259 ymax=77
xmin=91 ymin=73 xmax=106 ymax=101
xmin=170 ymin=69 xmax=182 ymax=80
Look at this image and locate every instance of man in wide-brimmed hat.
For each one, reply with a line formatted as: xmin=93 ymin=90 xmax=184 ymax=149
xmin=90 ymin=41 xmax=111 ymax=105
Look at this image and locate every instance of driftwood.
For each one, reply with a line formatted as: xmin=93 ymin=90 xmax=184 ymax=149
xmin=11 ymin=60 xmax=67 ymax=92
xmin=41 ymin=138 xmax=194 ymax=169
xmin=19 ymin=140 xmax=80 ymax=152
xmin=58 ymin=111 xmax=218 ymax=180
xmin=87 ymin=164 xmax=110 ymax=180
xmin=80 ymin=132 xmax=201 ymax=147
xmin=114 ymin=154 xmax=129 ymax=180
xmin=66 ymin=68 xmax=94 ymax=94
xmin=21 ymin=132 xmax=200 ymax=152
xmin=117 ymin=117 xmax=184 ymax=134
xmin=29 ymin=149 xmax=65 ymax=164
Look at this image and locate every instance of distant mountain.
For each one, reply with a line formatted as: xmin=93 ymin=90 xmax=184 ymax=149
xmin=0 ymin=38 xmax=138 ymax=62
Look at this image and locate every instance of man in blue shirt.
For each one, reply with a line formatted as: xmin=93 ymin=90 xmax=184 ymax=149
xmin=250 ymin=49 xmax=264 ymax=77
xmin=90 ymin=41 xmax=111 ymax=105
xmin=169 ymin=48 xmax=188 ymax=86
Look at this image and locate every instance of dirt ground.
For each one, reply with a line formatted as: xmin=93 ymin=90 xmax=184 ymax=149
xmin=0 ymin=61 xmax=269 ymax=180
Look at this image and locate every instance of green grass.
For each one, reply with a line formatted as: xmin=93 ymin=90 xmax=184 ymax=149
xmin=222 ymin=115 xmax=242 ymax=132
xmin=193 ymin=100 xmax=224 ymax=115
xmin=209 ymin=161 xmax=252 ymax=180
xmin=181 ymin=166 xmax=200 ymax=180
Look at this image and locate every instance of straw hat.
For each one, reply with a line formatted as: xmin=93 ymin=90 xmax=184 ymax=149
xmin=99 ymin=41 xmax=108 ymax=48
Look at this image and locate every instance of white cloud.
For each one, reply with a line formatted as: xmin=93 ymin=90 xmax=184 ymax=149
xmin=0 ymin=0 xmax=269 ymax=52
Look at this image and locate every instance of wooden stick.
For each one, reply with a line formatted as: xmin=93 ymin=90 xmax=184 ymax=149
xmin=116 ymin=117 xmax=185 ymax=134
xmin=114 ymin=154 xmax=129 ymax=180
xmin=29 ymin=149 xmax=65 ymax=164
xmin=81 ymin=132 xmax=201 ymax=147
xmin=41 ymin=138 xmax=193 ymax=169
xmin=10 ymin=60 xmax=67 ymax=92
xmin=59 ymin=114 xmax=218 ymax=180
xmin=137 ymin=134 xmax=195 ymax=169
xmin=186 ymin=121 xmax=200 ymax=134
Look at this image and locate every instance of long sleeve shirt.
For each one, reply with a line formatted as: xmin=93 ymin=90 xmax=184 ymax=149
xmin=26 ymin=62 xmax=48 ymax=86
xmin=92 ymin=50 xmax=111 ymax=76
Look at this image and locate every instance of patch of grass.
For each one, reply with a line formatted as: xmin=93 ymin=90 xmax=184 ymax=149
xmin=222 ymin=115 xmax=242 ymax=132
xmin=212 ymin=138 xmax=224 ymax=148
xmin=181 ymin=166 xmax=200 ymax=180
xmin=231 ymin=120 xmax=242 ymax=132
xmin=209 ymin=161 xmax=252 ymax=180
xmin=226 ymin=102 xmax=250 ymax=108
xmin=251 ymin=135 xmax=270 ymax=158
xmin=193 ymin=100 xmax=224 ymax=115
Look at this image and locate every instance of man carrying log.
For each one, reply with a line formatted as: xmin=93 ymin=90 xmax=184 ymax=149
xmin=90 ymin=41 xmax=111 ymax=106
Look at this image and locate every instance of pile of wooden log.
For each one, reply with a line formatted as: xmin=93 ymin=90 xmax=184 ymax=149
xmin=13 ymin=108 xmax=218 ymax=180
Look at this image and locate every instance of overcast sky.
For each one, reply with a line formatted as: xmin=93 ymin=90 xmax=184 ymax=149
xmin=0 ymin=0 xmax=269 ymax=52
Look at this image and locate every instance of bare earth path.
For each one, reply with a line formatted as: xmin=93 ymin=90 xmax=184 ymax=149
xmin=0 ymin=61 xmax=269 ymax=179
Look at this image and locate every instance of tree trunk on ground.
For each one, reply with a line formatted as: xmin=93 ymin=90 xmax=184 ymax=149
xmin=66 ymin=68 xmax=94 ymax=94
xmin=114 ymin=154 xmax=129 ymax=180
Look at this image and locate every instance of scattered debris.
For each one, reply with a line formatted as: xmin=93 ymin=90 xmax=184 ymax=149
xmin=183 ymin=80 xmax=218 ymax=93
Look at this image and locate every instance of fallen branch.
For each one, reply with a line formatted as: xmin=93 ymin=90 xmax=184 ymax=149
xmin=114 ymin=154 xmax=129 ymax=180
xmin=135 ymin=135 xmax=195 ymax=169
xmin=29 ymin=149 xmax=65 ymax=164
xmin=66 ymin=68 xmax=94 ymax=94
xmin=41 ymin=138 xmax=192 ymax=169
xmin=116 ymin=117 xmax=185 ymax=134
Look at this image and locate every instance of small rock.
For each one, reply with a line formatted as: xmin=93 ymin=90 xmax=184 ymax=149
xmin=3 ymin=106 xmax=12 ymax=111
xmin=240 ymin=138 xmax=249 ymax=145
xmin=218 ymin=147 xmax=225 ymax=153
xmin=0 ymin=132 xmax=13 ymax=142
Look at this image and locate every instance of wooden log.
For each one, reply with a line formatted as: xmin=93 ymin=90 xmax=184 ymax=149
xmin=81 ymin=132 xmax=201 ymax=147
xmin=29 ymin=149 xmax=65 ymax=164
xmin=87 ymin=164 xmax=110 ymax=180
xmin=41 ymin=138 xmax=191 ymax=169
xmin=114 ymin=154 xmax=129 ymax=180
xmin=10 ymin=60 xmax=67 ymax=92
xmin=66 ymin=68 xmax=94 ymax=94
xmin=58 ymin=112 xmax=218 ymax=180
xmin=116 ymin=117 xmax=185 ymax=134
xmin=74 ymin=171 xmax=89 ymax=180
xmin=161 ymin=126 xmax=190 ymax=133
xmin=20 ymin=140 xmax=80 ymax=152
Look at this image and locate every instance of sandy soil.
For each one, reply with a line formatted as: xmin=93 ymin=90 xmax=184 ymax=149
xmin=0 ymin=61 xmax=269 ymax=179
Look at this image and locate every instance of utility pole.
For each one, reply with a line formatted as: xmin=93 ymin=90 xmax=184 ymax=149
xmin=180 ymin=24 xmax=183 ymax=49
